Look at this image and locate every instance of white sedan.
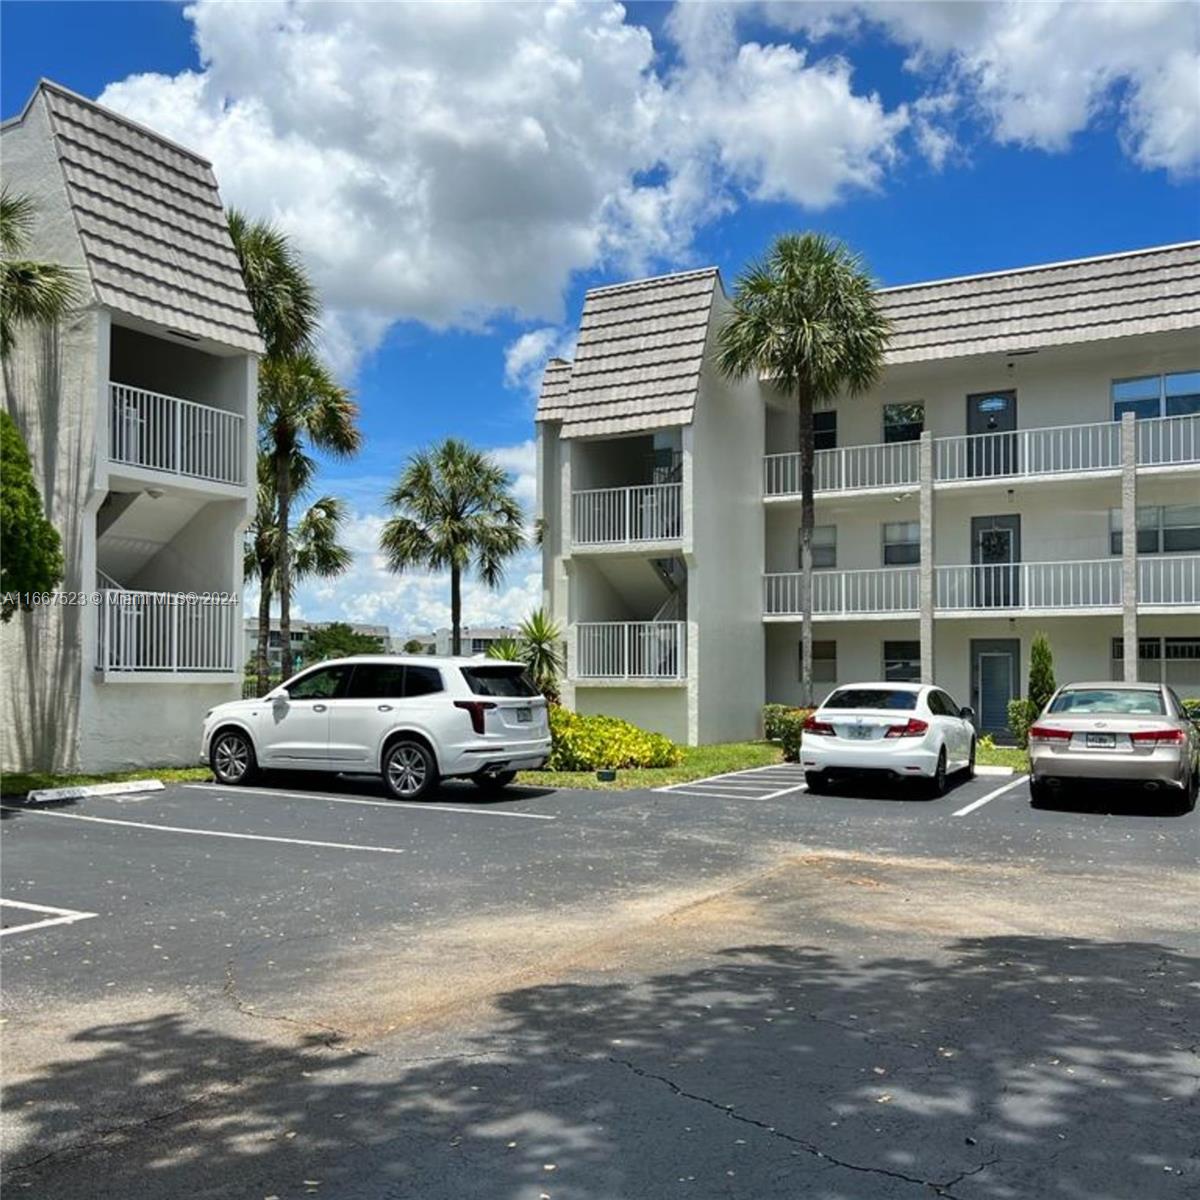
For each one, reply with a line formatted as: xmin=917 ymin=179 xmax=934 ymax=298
xmin=800 ymin=682 xmax=977 ymax=797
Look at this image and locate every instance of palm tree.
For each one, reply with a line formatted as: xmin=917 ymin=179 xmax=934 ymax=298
xmin=718 ymin=233 xmax=890 ymax=705
xmin=484 ymin=636 xmax=524 ymax=663
xmin=379 ymin=439 xmax=525 ymax=656
xmin=517 ymin=608 xmax=564 ymax=700
xmin=1 ymin=188 xmax=80 ymax=358
xmin=257 ymin=353 xmax=360 ymax=677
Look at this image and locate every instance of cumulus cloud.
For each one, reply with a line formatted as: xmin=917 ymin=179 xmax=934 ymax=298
xmin=503 ymin=327 xmax=577 ymax=397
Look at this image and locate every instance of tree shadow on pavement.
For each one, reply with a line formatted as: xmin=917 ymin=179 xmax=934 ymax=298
xmin=6 ymin=936 xmax=1196 ymax=1199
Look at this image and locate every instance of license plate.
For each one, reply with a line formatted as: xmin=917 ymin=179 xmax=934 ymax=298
xmin=848 ymin=725 xmax=873 ymax=739
xmin=1086 ymin=733 xmax=1115 ymax=748
xmin=515 ymin=707 xmax=532 ymax=723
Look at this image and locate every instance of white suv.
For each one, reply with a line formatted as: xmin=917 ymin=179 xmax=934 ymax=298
xmin=202 ymin=656 xmax=551 ymax=800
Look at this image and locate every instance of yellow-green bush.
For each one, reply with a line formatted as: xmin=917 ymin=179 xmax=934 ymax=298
xmin=547 ymin=706 xmax=681 ymax=771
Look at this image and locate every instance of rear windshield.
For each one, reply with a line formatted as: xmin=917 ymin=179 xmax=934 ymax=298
xmin=1048 ymin=689 xmax=1165 ymax=716
xmin=824 ymin=688 xmax=917 ymax=711
xmin=460 ymin=665 xmax=539 ymax=698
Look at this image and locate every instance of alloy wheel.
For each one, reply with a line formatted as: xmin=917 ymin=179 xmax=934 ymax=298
xmin=386 ymin=745 xmax=429 ymax=798
xmin=214 ymin=733 xmax=249 ymax=784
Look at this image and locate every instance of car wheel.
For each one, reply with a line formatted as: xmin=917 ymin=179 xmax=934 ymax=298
xmin=1029 ymin=776 xmax=1051 ymax=808
xmin=210 ymin=729 xmax=256 ymax=786
xmin=472 ymin=769 xmax=517 ymax=791
xmin=965 ymin=739 xmax=977 ymax=779
xmin=804 ymin=771 xmax=828 ymax=794
xmin=927 ymin=749 xmax=948 ymax=798
xmin=383 ymin=740 xmax=438 ymax=801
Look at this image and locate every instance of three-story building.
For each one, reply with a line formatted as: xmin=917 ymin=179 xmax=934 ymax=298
xmin=537 ymin=244 xmax=1200 ymax=744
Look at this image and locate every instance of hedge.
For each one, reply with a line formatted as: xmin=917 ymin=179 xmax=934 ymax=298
xmin=762 ymin=703 xmax=813 ymax=763
xmin=547 ymin=707 xmax=681 ymax=771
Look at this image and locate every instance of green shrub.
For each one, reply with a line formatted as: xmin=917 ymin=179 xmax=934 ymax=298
xmin=779 ymin=711 xmax=808 ymax=762
xmin=977 ymin=734 xmax=996 ymax=752
xmin=1028 ymin=632 xmax=1057 ymax=714
xmin=1007 ymin=697 xmax=1038 ymax=748
xmin=1183 ymin=698 xmax=1200 ymax=722
xmin=763 ymin=703 xmax=811 ymax=741
xmin=547 ymin=707 xmax=681 ymax=771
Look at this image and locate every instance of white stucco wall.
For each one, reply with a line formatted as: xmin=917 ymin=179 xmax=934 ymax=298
xmin=573 ymin=685 xmax=690 ymax=744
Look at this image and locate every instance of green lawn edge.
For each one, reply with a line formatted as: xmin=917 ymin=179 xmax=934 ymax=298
xmin=1 ymin=766 xmax=211 ymax=798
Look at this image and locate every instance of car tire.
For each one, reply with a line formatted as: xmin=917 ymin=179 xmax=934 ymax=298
xmin=472 ymin=769 xmax=517 ymax=791
xmin=964 ymin=739 xmax=977 ymax=779
xmin=1029 ymin=776 xmax=1051 ymax=808
xmin=383 ymin=740 xmax=438 ymax=801
xmin=927 ymin=749 xmax=948 ymax=798
xmin=804 ymin=771 xmax=828 ymax=794
xmin=210 ymin=729 xmax=257 ymax=786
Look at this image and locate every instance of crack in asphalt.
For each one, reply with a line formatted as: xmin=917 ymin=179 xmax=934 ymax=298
xmin=608 ymin=1055 xmax=999 ymax=1198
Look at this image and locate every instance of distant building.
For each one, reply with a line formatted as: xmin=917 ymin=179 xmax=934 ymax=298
xmin=244 ymin=618 xmax=390 ymax=672
xmin=393 ymin=626 xmax=519 ymax=657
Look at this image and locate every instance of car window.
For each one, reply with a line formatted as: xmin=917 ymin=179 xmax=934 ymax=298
xmin=925 ymin=691 xmax=946 ymax=716
xmin=287 ymin=665 xmax=349 ymax=700
xmin=460 ymin=665 xmax=539 ymax=697
xmin=346 ymin=663 xmax=406 ymax=699
xmin=1048 ymin=688 xmax=1165 ymax=715
xmin=938 ymin=691 xmax=962 ymax=716
xmin=824 ymin=688 xmax=917 ymax=711
xmin=403 ymin=666 xmax=444 ymax=697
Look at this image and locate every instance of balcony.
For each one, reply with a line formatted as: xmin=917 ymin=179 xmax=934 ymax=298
xmin=109 ymin=382 xmax=246 ymax=487
xmin=97 ymin=587 xmax=241 ymax=677
xmin=572 ymin=483 xmax=682 ymax=547
xmin=763 ymin=414 xmax=1200 ymax=499
xmin=573 ymin=621 xmax=687 ymax=680
xmin=764 ymin=567 xmax=919 ymax=617
xmin=1139 ymin=555 xmax=1200 ymax=607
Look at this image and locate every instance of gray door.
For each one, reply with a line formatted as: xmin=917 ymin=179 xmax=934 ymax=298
xmin=967 ymin=390 xmax=1017 ymax=476
xmin=971 ymin=639 xmax=1020 ymax=737
xmin=971 ymin=515 xmax=1021 ymax=608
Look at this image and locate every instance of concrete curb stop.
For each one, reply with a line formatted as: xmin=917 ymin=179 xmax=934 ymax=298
xmin=975 ymin=765 xmax=1015 ymax=777
xmin=25 ymin=779 xmax=166 ymax=805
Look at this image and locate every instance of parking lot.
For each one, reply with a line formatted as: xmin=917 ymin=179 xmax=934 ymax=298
xmin=2 ymin=766 xmax=1196 ymax=1199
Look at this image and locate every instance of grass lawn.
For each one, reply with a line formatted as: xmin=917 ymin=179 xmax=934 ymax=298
xmin=977 ymin=742 xmax=1029 ymax=771
xmin=1 ymin=766 xmax=211 ymax=798
xmin=517 ymin=740 xmax=783 ymax=791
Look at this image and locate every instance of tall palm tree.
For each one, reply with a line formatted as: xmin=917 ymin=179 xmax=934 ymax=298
xmin=258 ymin=352 xmax=360 ymax=677
xmin=379 ymin=439 xmax=525 ymax=656
xmin=718 ymin=233 xmax=890 ymax=705
xmin=1 ymin=188 xmax=80 ymax=358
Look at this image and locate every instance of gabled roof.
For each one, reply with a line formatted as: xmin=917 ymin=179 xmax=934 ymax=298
xmin=537 ymin=268 xmax=719 ymax=438
xmin=879 ymin=242 xmax=1200 ymax=365
xmin=4 ymin=80 xmax=264 ymax=354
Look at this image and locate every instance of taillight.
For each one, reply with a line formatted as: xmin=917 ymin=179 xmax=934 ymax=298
xmin=803 ymin=715 xmax=835 ymax=736
xmin=453 ymin=700 xmax=496 ymax=734
xmin=1130 ymin=728 xmax=1185 ymax=745
xmin=1028 ymin=725 xmax=1071 ymax=744
xmin=885 ymin=718 xmax=928 ymax=738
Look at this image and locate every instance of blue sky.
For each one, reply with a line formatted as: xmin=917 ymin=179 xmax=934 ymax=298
xmin=5 ymin=1 xmax=1197 ymax=635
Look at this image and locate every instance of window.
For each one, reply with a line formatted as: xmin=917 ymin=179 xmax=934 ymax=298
xmin=883 ymin=402 xmax=924 ymax=443
xmin=1049 ymin=687 xmax=1165 ymax=716
xmin=825 ymin=687 xmax=917 ymax=711
xmin=802 ymin=525 xmax=837 ymax=569
xmin=799 ymin=640 xmax=837 ymax=684
xmin=461 ymin=665 xmax=539 ymax=697
xmin=814 ymin=410 xmax=837 ymax=451
xmin=1112 ymin=371 xmax=1200 ymax=420
xmin=1114 ymin=636 xmax=1200 ymax=688
xmin=404 ymin=666 xmax=444 ymax=697
xmin=883 ymin=640 xmax=920 ymax=682
xmin=470 ymin=638 xmax=489 ymax=655
xmin=287 ymin=664 xmax=349 ymax=700
xmin=1110 ymin=505 xmax=1200 ymax=554
xmin=883 ymin=521 xmax=920 ymax=565
xmin=346 ymin=663 xmax=407 ymax=699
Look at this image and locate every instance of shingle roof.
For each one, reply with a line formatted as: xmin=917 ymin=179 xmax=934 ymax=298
xmin=537 ymin=268 xmax=719 ymax=438
xmin=29 ymin=81 xmax=264 ymax=354
xmin=879 ymin=242 xmax=1200 ymax=365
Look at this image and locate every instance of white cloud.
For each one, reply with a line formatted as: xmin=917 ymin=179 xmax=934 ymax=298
xmin=503 ymin=327 xmax=576 ymax=397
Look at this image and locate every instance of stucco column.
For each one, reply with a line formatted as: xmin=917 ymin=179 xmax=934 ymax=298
xmin=918 ymin=431 xmax=935 ymax=683
xmin=1120 ymin=412 xmax=1138 ymax=681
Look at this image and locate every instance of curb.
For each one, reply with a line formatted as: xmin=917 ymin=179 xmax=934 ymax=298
xmin=25 ymin=779 xmax=166 ymax=805
xmin=975 ymin=765 xmax=1015 ymax=777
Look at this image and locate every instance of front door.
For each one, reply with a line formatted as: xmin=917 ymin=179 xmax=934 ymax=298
xmin=967 ymin=390 xmax=1018 ymax=477
xmin=971 ymin=639 xmax=1020 ymax=738
xmin=971 ymin=514 xmax=1021 ymax=608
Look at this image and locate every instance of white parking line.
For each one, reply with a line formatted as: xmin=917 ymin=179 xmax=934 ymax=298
xmin=655 ymin=763 xmax=809 ymax=802
xmin=0 ymin=898 xmax=98 ymax=938
xmin=0 ymin=805 xmax=411 ymax=854
xmin=183 ymin=783 xmax=556 ymax=820
xmin=952 ymin=775 xmax=1028 ymax=817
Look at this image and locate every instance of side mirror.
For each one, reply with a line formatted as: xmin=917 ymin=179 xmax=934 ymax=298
xmin=268 ymin=686 xmax=289 ymax=702
xmin=960 ymin=706 xmax=976 ymax=722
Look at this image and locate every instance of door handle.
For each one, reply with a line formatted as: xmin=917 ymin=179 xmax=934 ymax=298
xmin=377 ymin=704 xmax=393 ymax=712
xmin=313 ymin=704 xmax=327 ymax=713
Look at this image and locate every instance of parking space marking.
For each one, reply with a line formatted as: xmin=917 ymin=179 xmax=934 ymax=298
xmin=655 ymin=763 xmax=809 ymax=802
xmin=0 ymin=898 xmax=98 ymax=938
xmin=183 ymin=783 xmax=556 ymax=819
xmin=0 ymin=805 xmax=411 ymax=854
xmin=952 ymin=775 xmax=1028 ymax=817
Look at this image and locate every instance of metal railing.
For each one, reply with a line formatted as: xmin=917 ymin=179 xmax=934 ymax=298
xmin=574 ymin=621 xmax=686 ymax=679
xmin=571 ymin=483 xmax=682 ymax=545
xmin=764 ymin=568 xmax=919 ymax=616
xmin=97 ymin=589 xmax=241 ymax=673
xmin=935 ymin=560 xmax=1121 ymax=611
xmin=1136 ymin=414 xmax=1200 ymax=467
xmin=109 ymin=383 xmax=246 ymax=486
xmin=1138 ymin=554 xmax=1200 ymax=606
xmin=764 ymin=441 xmax=919 ymax=497
xmin=933 ymin=421 xmax=1124 ymax=483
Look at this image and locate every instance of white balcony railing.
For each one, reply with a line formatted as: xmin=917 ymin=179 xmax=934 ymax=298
xmin=572 ymin=483 xmax=682 ymax=546
xmin=109 ymin=383 xmax=246 ymax=486
xmin=574 ymin=621 xmax=686 ymax=679
xmin=1138 ymin=555 xmax=1200 ymax=606
xmin=762 ymin=414 xmax=1199 ymax=498
xmin=764 ymin=568 xmax=919 ymax=617
xmin=97 ymin=590 xmax=241 ymax=674
xmin=935 ymin=560 xmax=1122 ymax=611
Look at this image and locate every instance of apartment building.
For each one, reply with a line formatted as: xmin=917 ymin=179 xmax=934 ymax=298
xmin=244 ymin=618 xmax=390 ymax=672
xmin=536 ymin=244 xmax=1200 ymax=744
xmin=1 ymin=81 xmax=261 ymax=772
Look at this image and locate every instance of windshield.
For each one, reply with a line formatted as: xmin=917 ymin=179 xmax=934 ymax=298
xmin=1048 ymin=688 xmax=1165 ymax=716
xmin=824 ymin=688 xmax=917 ymax=712
xmin=460 ymin=665 xmax=539 ymax=698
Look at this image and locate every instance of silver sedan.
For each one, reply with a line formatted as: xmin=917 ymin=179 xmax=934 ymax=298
xmin=1028 ymin=682 xmax=1199 ymax=811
